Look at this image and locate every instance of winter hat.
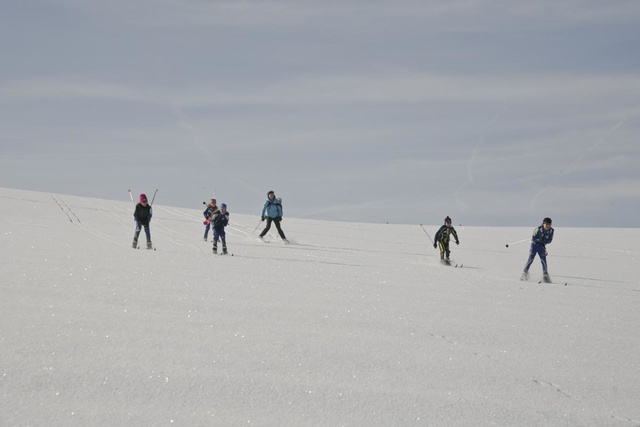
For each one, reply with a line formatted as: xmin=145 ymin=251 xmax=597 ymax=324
xmin=210 ymin=198 xmax=217 ymax=206
xmin=444 ymin=216 xmax=452 ymax=224
xmin=221 ymin=203 xmax=227 ymax=210
xmin=140 ymin=194 xmax=148 ymax=203
xmin=267 ymin=190 xmax=275 ymax=196
xmin=543 ymin=217 xmax=552 ymax=225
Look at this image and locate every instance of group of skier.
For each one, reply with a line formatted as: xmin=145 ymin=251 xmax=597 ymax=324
xmin=199 ymin=190 xmax=288 ymax=255
xmin=131 ymin=190 xmax=288 ymax=255
xmin=131 ymin=190 xmax=554 ymax=281
xmin=430 ymin=215 xmax=553 ymax=281
xmin=202 ymin=198 xmax=230 ymax=254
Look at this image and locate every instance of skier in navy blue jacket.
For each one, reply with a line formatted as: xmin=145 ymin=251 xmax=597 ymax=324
xmin=259 ymin=191 xmax=288 ymax=243
xmin=211 ymin=203 xmax=230 ymax=254
xmin=522 ymin=217 xmax=554 ymax=282
xmin=133 ymin=193 xmax=153 ymax=249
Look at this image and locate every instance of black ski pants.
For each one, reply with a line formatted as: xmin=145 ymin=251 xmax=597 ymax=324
xmin=260 ymin=217 xmax=287 ymax=240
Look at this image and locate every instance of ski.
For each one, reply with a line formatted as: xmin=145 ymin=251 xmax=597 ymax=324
xmin=258 ymin=237 xmax=289 ymax=244
xmin=537 ymin=280 xmax=567 ymax=286
xmin=519 ymin=273 xmax=566 ymax=285
xmin=212 ymin=249 xmax=233 ymax=256
xmin=537 ymin=273 xmax=552 ymax=284
xmin=133 ymin=243 xmax=156 ymax=251
xmin=438 ymin=258 xmax=463 ymax=267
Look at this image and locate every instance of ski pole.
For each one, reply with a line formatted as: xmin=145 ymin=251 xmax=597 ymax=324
xmin=128 ymin=189 xmax=135 ymax=204
xmin=419 ymin=224 xmax=434 ymax=244
xmin=150 ymin=189 xmax=158 ymax=206
xmin=251 ymin=219 xmax=263 ymax=235
xmin=203 ymin=188 xmax=216 ymax=204
xmin=505 ymin=238 xmax=529 ymax=248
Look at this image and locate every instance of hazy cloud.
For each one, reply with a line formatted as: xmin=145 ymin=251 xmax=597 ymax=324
xmin=2 ymin=0 xmax=639 ymax=226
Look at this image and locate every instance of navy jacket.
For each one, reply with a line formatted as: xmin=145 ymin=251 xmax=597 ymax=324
xmin=531 ymin=225 xmax=554 ymax=247
xmin=211 ymin=210 xmax=229 ymax=229
xmin=434 ymin=225 xmax=459 ymax=244
xmin=134 ymin=203 xmax=152 ymax=225
xmin=203 ymin=204 xmax=217 ymax=219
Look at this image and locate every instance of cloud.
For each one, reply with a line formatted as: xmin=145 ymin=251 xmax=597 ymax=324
xmin=3 ymin=73 xmax=640 ymax=109
xmin=541 ymin=179 xmax=640 ymax=211
xmin=0 ymin=76 xmax=152 ymax=105
xmin=48 ymin=0 xmax=640 ymax=31
xmin=2 ymin=1 xmax=639 ymax=226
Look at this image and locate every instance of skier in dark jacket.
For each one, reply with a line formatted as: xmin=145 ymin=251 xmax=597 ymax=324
xmin=433 ymin=216 xmax=459 ymax=262
xmin=259 ymin=191 xmax=288 ymax=243
xmin=133 ymin=193 xmax=153 ymax=249
xmin=522 ymin=217 xmax=554 ymax=282
xmin=202 ymin=198 xmax=218 ymax=241
xmin=211 ymin=203 xmax=230 ymax=254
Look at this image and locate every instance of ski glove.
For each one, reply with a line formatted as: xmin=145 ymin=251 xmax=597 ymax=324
xmin=433 ymin=243 xmax=437 ymax=249
xmin=277 ymin=217 xmax=282 ymax=222
xmin=261 ymin=216 xmax=265 ymax=221
xmin=455 ymin=240 xmax=460 ymax=245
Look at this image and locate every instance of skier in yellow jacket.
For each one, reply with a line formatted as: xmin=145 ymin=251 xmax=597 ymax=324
xmin=433 ymin=216 xmax=460 ymax=263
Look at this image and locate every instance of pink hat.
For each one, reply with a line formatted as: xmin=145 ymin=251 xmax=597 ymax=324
xmin=140 ymin=194 xmax=148 ymax=203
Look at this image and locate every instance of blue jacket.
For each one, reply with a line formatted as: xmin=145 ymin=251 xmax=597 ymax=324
xmin=211 ymin=211 xmax=229 ymax=229
xmin=531 ymin=225 xmax=554 ymax=247
xmin=261 ymin=197 xmax=283 ymax=219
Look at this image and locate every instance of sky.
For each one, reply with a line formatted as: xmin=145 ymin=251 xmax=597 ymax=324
xmin=1 ymin=0 xmax=640 ymax=227
xmin=2 ymin=187 xmax=640 ymax=425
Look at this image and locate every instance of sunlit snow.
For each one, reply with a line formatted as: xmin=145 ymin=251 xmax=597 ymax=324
xmin=1 ymin=188 xmax=639 ymax=426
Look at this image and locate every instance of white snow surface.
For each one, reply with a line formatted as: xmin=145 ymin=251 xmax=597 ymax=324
xmin=1 ymin=187 xmax=639 ymax=426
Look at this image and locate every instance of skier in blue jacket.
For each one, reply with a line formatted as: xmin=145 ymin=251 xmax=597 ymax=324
xmin=259 ymin=191 xmax=288 ymax=243
xmin=522 ymin=217 xmax=554 ymax=282
xmin=211 ymin=203 xmax=230 ymax=254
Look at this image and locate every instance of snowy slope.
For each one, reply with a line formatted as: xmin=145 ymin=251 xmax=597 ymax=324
xmin=1 ymin=187 xmax=639 ymax=426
